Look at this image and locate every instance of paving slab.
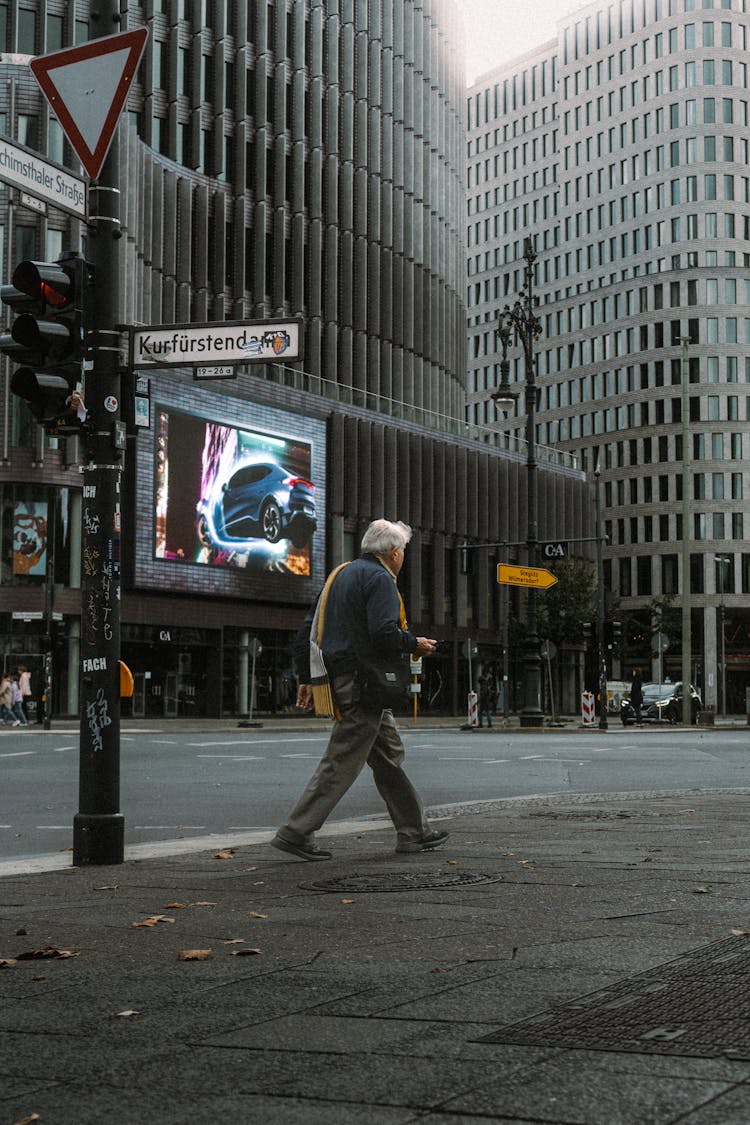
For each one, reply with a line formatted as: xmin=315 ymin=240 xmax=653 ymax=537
xmin=4 ymin=790 xmax=750 ymax=1123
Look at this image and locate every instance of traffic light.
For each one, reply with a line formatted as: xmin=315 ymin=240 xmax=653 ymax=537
xmin=604 ymin=620 xmax=623 ymax=649
xmin=1 ymin=253 xmax=88 ymax=433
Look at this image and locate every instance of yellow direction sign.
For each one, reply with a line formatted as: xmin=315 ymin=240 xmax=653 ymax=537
xmin=497 ymin=564 xmax=558 ymax=590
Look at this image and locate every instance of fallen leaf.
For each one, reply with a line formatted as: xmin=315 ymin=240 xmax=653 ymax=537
xmin=178 ymin=949 xmax=212 ymax=961
xmin=192 ymin=901 xmax=218 ymax=907
xmin=446 ymin=860 xmax=458 ymax=866
xmin=732 ymin=928 xmax=750 ymax=936
xmin=253 ymin=881 xmax=265 ymax=886
xmin=431 ymin=967 xmax=449 ymax=973
xmin=691 ymin=885 xmax=712 ymax=894
xmin=341 ymin=898 xmax=355 ymax=905
xmin=59 ymin=846 xmax=74 ymax=852
xmin=165 ymin=902 xmax=188 ymax=909
xmin=230 ymin=947 xmax=262 ymax=956
xmin=223 ymin=938 xmax=247 ymax=945
xmin=14 ymin=1114 xmax=41 ymax=1125
xmin=115 ymin=1009 xmax=140 ymax=1018
xmin=32 ymin=975 xmax=46 ymax=982
xmin=244 ymin=866 xmax=258 ymax=872
xmin=214 ymin=848 xmax=235 ymax=860
xmin=131 ymin=915 xmax=175 ymax=928
xmin=16 ymin=947 xmax=79 ymax=960
xmin=15 ymin=928 xmax=28 ymax=936
xmin=248 ymin=911 xmax=268 ymax=919
xmin=95 ymin=885 xmax=119 ymax=892
xmin=642 ymin=856 xmax=654 ymax=863
xmin=0 ymin=958 xmax=17 ymax=968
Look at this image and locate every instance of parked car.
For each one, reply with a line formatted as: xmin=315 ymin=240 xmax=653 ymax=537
xmin=197 ymin=459 xmax=317 ymax=550
xmin=620 ymin=681 xmax=702 ymax=725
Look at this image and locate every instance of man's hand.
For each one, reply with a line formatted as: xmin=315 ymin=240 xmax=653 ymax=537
xmin=296 ymin=683 xmax=314 ymax=711
xmin=414 ymin=636 xmax=437 ymax=656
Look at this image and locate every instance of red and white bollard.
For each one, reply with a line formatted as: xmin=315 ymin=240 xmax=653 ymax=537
xmin=581 ymin=691 xmax=596 ymax=726
xmin=467 ymin=690 xmax=478 ymax=727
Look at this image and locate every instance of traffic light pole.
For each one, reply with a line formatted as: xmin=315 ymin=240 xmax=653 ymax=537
xmin=73 ymin=0 xmax=125 ymax=865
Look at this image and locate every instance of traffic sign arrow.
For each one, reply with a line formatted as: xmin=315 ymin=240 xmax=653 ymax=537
xmin=30 ymin=28 xmax=148 ymax=181
xmin=497 ymin=564 xmax=558 ymax=589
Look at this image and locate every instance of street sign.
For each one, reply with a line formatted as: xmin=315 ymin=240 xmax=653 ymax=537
xmin=0 ymin=135 xmax=86 ymax=218
xmin=130 ymin=319 xmax=303 ymax=369
xmin=30 ymin=28 xmax=149 ymax=181
xmin=652 ymin=631 xmax=670 ymax=654
xmin=541 ymin=541 xmax=567 ymax=559
xmin=195 ymin=365 xmax=236 ymax=380
xmin=497 ymin=564 xmax=558 ymax=589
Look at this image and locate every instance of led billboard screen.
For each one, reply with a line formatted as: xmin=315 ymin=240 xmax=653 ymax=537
xmin=130 ymin=380 xmax=326 ymax=604
xmin=155 ymin=409 xmax=316 ymax=576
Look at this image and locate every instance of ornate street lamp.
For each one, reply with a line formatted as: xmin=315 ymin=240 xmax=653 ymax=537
xmin=494 ymin=237 xmax=544 ymax=727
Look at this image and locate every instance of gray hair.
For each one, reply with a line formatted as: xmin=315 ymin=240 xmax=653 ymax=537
xmin=361 ymin=519 xmax=412 ymax=556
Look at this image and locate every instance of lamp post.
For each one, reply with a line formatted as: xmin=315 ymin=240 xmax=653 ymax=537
xmin=493 ymin=237 xmax=543 ymax=727
xmin=714 ymin=554 xmax=730 ymax=717
xmin=594 ymin=461 xmax=608 ymax=731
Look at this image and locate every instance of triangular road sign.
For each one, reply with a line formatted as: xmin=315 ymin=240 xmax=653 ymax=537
xmin=30 ymin=28 xmax=148 ymax=181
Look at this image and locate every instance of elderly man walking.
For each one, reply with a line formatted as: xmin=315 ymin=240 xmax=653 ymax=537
xmin=272 ymin=519 xmax=448 ymax=861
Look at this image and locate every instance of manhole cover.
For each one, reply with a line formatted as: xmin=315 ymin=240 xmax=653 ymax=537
xmin=478 ymin=934 xmax=750 ymax=1059
xmin=301 ymin=871 xmax=501 ymax=893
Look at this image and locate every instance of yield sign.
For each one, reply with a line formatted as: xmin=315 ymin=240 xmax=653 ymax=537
xmin=30 ymin=28 xmax=148 ymax=181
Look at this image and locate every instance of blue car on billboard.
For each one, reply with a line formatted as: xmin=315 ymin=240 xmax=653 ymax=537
xmin=197 ymin=459 xmax=316 ymax=550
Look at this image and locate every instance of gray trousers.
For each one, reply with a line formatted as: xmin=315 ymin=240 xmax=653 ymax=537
xmin=279 ymin=672 xmax=429 ymax=846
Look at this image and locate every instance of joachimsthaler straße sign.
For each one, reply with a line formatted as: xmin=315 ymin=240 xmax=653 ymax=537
xmin=0 ymin=134 xmax=86 ymax=218
xmin=130 ymin=318 xmax=303 ymax=369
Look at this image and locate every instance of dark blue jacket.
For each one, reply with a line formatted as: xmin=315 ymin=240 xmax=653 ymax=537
xmin=294 ymin=554 xmax=418 ymax=681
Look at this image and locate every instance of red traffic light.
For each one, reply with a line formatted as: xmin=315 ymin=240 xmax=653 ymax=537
xmin=12 ymin=261 xmax=72 ymax=309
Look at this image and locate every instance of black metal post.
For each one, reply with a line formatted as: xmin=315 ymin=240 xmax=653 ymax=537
xmin=594 ymin=463 xmax=608 ymax=731
xmin=43 ymin=485 xmax=55 ymax=730
xmin=73 ymin=0 xmax=125 ymax=865
xmin=502 ymin=238 xmax=543 ymax=727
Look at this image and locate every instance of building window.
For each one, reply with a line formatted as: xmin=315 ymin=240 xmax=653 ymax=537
xmin=18 ymin=8 xmax=36 ymax=53
xmin=637 ymin=556 xmax=652 ymax=595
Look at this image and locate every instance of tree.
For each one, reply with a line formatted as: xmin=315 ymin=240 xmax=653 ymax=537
xmin=536 ymin=557 xmax=597 ymax=648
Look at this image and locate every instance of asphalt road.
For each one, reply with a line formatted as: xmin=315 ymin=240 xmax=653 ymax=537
xmin=2 ymin=723 xmax=750 ymax=860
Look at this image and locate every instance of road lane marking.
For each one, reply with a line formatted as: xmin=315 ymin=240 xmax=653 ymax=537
xmin=0 ymin=751 xmax=35 ymax=758
xmin=189 ymin=737 xmax=325 ymax=747
xmin=134 ymin=825 xmax=207 ymax=830
xmin=196 ymin=754 xmax=264 ymax=761
xmin=280 ymin=753 xmax=320 ymax=758
xmin=438 ymin=756 xmax=511 ymax=763
xmin=52 ymin=746 xmax=76 ymax=753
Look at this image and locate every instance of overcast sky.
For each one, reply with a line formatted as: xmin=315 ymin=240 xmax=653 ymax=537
xmin=457 ymin=0 xmax=586 ymax=83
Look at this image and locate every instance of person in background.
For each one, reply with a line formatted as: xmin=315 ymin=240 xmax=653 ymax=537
xmin=10 ymin=675 xmax=27 ymax=726
xmin=478 ymin=673 xmax=493 ymax=728
xmin=17 ymin=665 xmax=31 ymax=723
xmin=630 ymin=668 xmax=643 ymax=725
xmin=272 ymin=518 xmax=448 ymax=861
xmin=0 ymin=673 xmax=17 ymax=725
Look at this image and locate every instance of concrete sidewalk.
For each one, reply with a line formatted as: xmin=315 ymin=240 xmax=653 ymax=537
xmin=4 ymin=787 xmax=750 ymax=1123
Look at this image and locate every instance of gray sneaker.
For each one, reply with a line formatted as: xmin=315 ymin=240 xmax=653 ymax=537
xmin=395 ymin=830 xmax=449 ymax=854
xmin=271 ymin=834 xmax=332 ymax=861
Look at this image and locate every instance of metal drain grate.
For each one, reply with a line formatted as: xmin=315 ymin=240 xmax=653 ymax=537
xmin=478 ymin=934 xmax=750 ymax=1059
xmin=301 ymin=870 xmax=501 ymax=894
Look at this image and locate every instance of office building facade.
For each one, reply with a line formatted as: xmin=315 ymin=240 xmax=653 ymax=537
xmin=467 ymin=0 xmax=750 ymax=711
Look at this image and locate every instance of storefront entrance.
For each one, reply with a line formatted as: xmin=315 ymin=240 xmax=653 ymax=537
xmin=122 ymin=624 xmax=220 ymax=718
